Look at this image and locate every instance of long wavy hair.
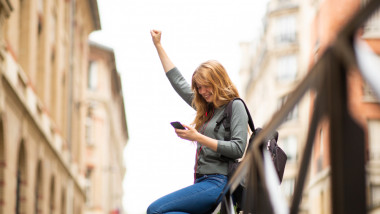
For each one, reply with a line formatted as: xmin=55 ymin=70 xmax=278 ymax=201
xmin=191 ymin=60 xmax=240 ymax=130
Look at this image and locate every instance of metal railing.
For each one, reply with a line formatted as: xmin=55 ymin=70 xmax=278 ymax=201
xmin=219 ymin=0 xmax=380 ymax=213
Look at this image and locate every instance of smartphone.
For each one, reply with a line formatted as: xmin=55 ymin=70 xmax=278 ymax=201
xmin=170 ymin=121 xmax=186 ymax=130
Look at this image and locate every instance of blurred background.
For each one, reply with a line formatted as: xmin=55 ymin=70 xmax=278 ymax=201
xmin=0 ymin=0 xmax=379 ymax=214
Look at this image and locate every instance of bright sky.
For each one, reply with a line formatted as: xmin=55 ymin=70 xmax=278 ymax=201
xmin=90 ymin=0 xmax=268 ymax=213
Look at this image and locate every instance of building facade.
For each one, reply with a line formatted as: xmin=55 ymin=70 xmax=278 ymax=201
xmin=84 ymin=42 xmax=128 ymax=214
xmin=240 ymin=0 xmax=380 ymax=213
xmin=0 ymin=0 xmax=128 ymax=214
xmin=306 ymin=0 xmax=380 ymax=214
xmin=239 ymin=0 xmax=310 ymax=212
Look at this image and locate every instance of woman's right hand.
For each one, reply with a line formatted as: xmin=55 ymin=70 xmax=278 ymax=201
xmin=150 ymin=30 xmax=161 ymax=46
xmin=150 ymin=30 xmax=175 ymax=72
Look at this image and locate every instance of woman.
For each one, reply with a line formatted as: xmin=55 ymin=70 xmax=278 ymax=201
xmin=147 ymin=30 xmax=248 ymax=214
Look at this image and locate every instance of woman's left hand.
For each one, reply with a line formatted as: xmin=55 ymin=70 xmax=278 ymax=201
xmin=174 ymin=124 xmax=200 ymax=142
xmin=174 ymin=124 xmax=218 ymax=151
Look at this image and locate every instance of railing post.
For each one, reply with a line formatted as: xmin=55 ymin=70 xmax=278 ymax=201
xmin=327 ymin=49 xmax=366 ymax=214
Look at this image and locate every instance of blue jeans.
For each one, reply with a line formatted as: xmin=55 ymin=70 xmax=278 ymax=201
xmin=147 ymin=174 xmax=228 ymax=214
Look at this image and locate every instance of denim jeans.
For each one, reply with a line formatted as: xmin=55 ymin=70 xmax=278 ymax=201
xmin=147 ymin=174 xmax=228 ymax=214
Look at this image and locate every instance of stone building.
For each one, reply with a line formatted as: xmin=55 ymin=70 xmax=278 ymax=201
xmin=84 ymin=41 xmax=128 ymax=214
xmin=0 ymin=0 xmax=128 ymax=214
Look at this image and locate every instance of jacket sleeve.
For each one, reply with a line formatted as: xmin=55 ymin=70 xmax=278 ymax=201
xmin=216 ymin=100 xmax=249 ymax=159
xmin=166 ymin=67 xmax=194 ymax=108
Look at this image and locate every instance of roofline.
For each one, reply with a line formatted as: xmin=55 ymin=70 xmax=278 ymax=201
xmin=89 ymin=0 xmax=101 ymax=31
xmin=89 ymin=40 xmax=114 ymax=53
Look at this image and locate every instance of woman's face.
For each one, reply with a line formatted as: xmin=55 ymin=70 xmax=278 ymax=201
xmin=196 ymin=84 xmax=213 ymax=103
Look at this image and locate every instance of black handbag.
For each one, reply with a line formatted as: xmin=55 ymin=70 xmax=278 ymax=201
xmin=267 ymin=137 xmax=287 ymax=182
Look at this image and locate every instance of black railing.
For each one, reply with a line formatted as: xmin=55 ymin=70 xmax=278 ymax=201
xmin=220 ymin=0 xmax=380 ymax=213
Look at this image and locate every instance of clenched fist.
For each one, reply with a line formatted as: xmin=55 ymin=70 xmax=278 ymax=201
xmin=150 ymin=29 xmax=161 ymax=46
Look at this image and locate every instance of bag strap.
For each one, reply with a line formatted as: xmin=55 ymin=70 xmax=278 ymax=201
xmin=214 ymin=98 xmax=255 ymax=141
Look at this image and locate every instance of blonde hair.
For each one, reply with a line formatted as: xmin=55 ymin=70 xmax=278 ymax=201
xmin=191 ymin=60 xmax=240 ymax=130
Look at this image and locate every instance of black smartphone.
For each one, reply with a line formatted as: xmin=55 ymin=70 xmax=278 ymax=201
xmin=170 ymin=121 xmax=186 ymax=130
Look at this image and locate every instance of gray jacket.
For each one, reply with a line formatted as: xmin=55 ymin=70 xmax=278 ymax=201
xmin=166 ymin=67 xmax=248 ymax=175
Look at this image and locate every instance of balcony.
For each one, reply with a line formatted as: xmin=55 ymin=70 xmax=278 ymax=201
xmin=268 ymin=0 xmax=299 ymax=14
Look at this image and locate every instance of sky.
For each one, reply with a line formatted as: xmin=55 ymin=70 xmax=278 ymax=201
xmin=89 ymin=0 xmax=268 ymax=213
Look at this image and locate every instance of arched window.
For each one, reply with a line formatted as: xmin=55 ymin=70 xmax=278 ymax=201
xmin=16 ymin=142 xmax=27 ymax=214
xmin=49 ymin=177 xmax=55 ymax=214
xmin=35 ymin=162 xmax=43 ymax=214
xmin=61 ymin=189 xmax=66 ymax=214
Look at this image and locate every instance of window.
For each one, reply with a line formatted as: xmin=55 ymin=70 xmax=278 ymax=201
xmin=18 ymin=0 xmax=28 ymax=68
xmin=51 ymin=5 xmax=57 ymax=44
xmin=35 ymin=163 xmax=42 ymax=214
xmin=361 ymin=0 xmax=380 ymax=37
xmin=64 ymin=0 xmax=70 ymax=38
xmin=371 ymin=184 xmax=380 ymax=208
xmin=88 ymin=61 xmax=98 ymax=90
xmin=85 ymin=113 xmax=93 ymax=145
xmin=16 ymin=144 xmax=27 ymax=214
xmin=282 ymin=178 xmax=295 ymax=197
xmin=370 ymin=184 xmax=380 ymax=207
xmin=277 ymin=96 xmax=298 ymax=122
xmin=38 ymin=0 xmax=44 ymax=35
xmin=61 ymin=191 xmax=66 ymax=214
xmin=281 ymin=135 xmax=297 ymax=162
xmin=275 ymin=15 xmax=296 ymax=44
xmin=36 ymin=0 xmax=44 ymax=97
xmin=85 ymin=168 xmax=93 ymax=206
xmin=316 ymin=128 xmax=324 ymax=172
xmin=38 ymin=0 xmax=43 ymax=14
xmin=277 ymin=54 xmax=297 ymax=82
xmin=320 ymin=191 xmax=325 ymax=214
xmin=49 ymin=178 xmax=55 ymax=214
xmin=319 ymin=129 xmax=324 ymax=155
xmin=363 ymin=82 xmax=379 ymax=103
xmin=368 ymin=120 xmax=380 ymax=161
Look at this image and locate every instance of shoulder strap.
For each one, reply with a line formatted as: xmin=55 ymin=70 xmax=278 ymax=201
xmin=214 ymin=98 xmax=255 ymax=141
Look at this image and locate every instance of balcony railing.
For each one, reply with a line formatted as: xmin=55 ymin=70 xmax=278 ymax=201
xmin=218 ymin=0 xmax=380 ymax=213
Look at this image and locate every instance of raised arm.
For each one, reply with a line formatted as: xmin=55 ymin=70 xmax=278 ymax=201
xmin=150 ymin=30 xmax=175 ymax=73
